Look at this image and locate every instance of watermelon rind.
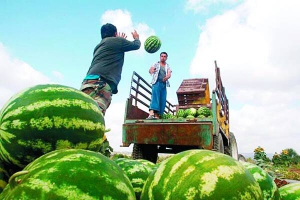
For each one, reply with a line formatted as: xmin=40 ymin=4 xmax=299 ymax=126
xmin=140 ymin=149 xmax=263 ymax=200
xmin=0 ymin=149 xmax=135 ymax=200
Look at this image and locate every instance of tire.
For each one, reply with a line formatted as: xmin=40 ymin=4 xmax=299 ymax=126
xmin=132 ymin=144 xmax=143 ymax=159
xmin=213 ymin=132 xmax=224 ymax=154
xmin=226 ymin=132 xmax=238 ymax=160
xmin=238 ymin=154 xmax=247 ymax=162
xmin=131 ymin=144 xmax=158 ymax=163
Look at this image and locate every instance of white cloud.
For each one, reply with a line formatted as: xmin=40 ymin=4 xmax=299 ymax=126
xmin=0 ymin=43 xmax=51 ymax=107
xmin=100 ymin=9 xmax=155 ymax=52
xmin=185 ymin=0 xmax=240 ymax=13
xmin=189 ymin=0 xmax=300 ymax=154
xmin=104 ymin=101 xmax=133 ymax=153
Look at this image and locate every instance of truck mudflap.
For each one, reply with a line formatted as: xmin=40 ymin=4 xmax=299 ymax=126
xmin=122 ymin=121 xmax=213 ymax=149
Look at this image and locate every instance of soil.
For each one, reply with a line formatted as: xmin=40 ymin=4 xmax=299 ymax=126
xmin=288 ymin=168 xmax=300 ymax=174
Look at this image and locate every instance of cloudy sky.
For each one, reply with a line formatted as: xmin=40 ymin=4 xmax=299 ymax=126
xmin=1 ymin=0 xmax=299 ymax=155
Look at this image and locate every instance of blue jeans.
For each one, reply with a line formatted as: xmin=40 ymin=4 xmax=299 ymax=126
xmin=149 ymin=81 xmax=167 ymax=115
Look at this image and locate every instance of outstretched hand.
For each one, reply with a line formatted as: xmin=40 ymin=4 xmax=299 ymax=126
xmin=131 ymin=30 xmax=139 ymax=40
xmin=116 ymin=32 xmax=127 ymax=39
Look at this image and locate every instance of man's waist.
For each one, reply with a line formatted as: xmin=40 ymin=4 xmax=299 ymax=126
xmin=83 ymin=74 xmax=117 ymax=94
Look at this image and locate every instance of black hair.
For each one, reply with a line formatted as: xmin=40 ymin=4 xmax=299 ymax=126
xmin=160 ymin=52 xmax=168 ymax=57
xmin=101 ymin=23 xmax=117 ymax=39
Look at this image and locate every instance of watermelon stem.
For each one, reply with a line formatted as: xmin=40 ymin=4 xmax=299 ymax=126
xmin=8 ymin=170 xmax=29 ymax=189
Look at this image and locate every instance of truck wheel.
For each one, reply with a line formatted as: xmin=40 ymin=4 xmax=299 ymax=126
xmin=225 ymin=132 xmax=238 ymax=160
xmin=213 ymin=132 xmax=224 ymax=154
xmin=132 ymin=144 xmax=143 ymax=159
xmin=132 ymin=144 xmax=158 ymax=163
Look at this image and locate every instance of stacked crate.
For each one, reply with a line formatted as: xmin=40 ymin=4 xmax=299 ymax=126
xmin=176 ymin=78 xmax=210 ymax=110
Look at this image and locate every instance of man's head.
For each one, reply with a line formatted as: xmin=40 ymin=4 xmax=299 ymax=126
xmin=160 ymin=52 xmax=168 ymax=62
xmin=101 ymin=23 xmax=117 ymax=39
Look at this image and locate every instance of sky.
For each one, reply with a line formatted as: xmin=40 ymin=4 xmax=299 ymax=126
xmin=1 ymin=0 xmax=300 ymax=155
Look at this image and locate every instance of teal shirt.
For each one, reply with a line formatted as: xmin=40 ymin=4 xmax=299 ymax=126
xmin=158 ymin=65 xmax=166 ymax=82
xmin=86 ymin=37 xmax=141 ymax=94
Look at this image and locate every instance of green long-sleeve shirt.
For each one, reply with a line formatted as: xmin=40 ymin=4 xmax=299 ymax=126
xmin=86 ymin=37 xmax=141 ymax=94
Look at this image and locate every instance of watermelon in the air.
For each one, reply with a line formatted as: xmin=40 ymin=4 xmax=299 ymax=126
xmin=279 ymin=182 xmax=300 ymax=200
xmin=114 ymin=158 xmax=156 ymax=199
xmin=241 ymin=162 xmax=280 ymax=200
xmin=144 ymin=36 xmax=161 ymax=53
xmin=0 ymin=149 xmax=135 ymax=199
xmin=140 ymin=149 xmax=263 ymax=200
xmin=0 ymin=84 xmax=106 ymax=171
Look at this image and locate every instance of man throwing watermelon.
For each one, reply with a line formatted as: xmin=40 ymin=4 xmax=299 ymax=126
xmin=80 ymin=23 xmax=141 ymax=115
xmin=147 ymin=52 xmax=172 ymax=119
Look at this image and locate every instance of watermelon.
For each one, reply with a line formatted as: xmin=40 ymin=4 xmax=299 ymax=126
xmin=135 ymin=159 xmax=156 ymax=170
xmin=186 ymin=115 xmax=195 ymax=120
xmin=144 ymin=36 xmax=161 ymax=53
xmin=114 ymin=158 xmax=156 ymax=199
xmin=176 ymin=109 xmax=185 ymax=118
xmin=184 ymin=108 xmax=197 ymax=117
xmin=241 ymin=162 xmax=280 ymax=200
xmin=279 ymin=182 xmax=300 ymax=200
xmin=197 ymin=107 xmax=212 ymax=117
xmin=140 ymin=149 xmax=263 ymax=200
xmin=0 ymin=149 xmax=135 ymax=199
xmin=197 ymin=115 xmax=206 ymax=119
xmin=0 ymin=84 xmax=106 ymax=172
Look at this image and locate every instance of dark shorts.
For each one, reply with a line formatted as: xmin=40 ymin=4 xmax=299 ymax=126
xmin=80 ymin=79 xmax=112 ymax=115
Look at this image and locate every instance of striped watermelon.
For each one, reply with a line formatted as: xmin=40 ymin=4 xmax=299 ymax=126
xmin=144 ymin=36 xmax=161 ymax=53
xmin=279 ymin=182 xmax=300 ymax=200
xmin=197 ymin=107 xmax=212 ymax=117
xmin=0 ymin=149 xmax=135 ymax=200
xmin=176 ymin=109 xmax=185 ymax=118
xmin=241 ymin=162 xmax=280 ymax=200
xmin=0 ymin=84 xmax=106 ymax=172
xmin=140 ymin=149 xmax=263 ymax=200
xmin=114 ymin=158 xmax=156 ymax=199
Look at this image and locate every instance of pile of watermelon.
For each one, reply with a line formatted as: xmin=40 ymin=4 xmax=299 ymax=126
xmin=161 ymin=107 xmax=212 ymax=119
xmin=1 ymin=84 xmax=300 ymax=199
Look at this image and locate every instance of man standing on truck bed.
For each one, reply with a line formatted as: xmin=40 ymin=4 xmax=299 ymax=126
xmin=80 ymin=23 xmax=141 ymax=115
xmin=146 ymin=52 xmax=172 ymax=119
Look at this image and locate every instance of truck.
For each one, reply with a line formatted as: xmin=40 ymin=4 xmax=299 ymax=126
xmin=121 ymin=61 xmax=239 ymax=163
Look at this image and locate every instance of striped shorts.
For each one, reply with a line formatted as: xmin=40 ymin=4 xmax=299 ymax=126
xmin=80 ymin=79 xmax=112 ymax=115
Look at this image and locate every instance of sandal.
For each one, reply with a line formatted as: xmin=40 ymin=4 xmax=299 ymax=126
xmin=146 ymin=115 xmax=157 ymax=120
